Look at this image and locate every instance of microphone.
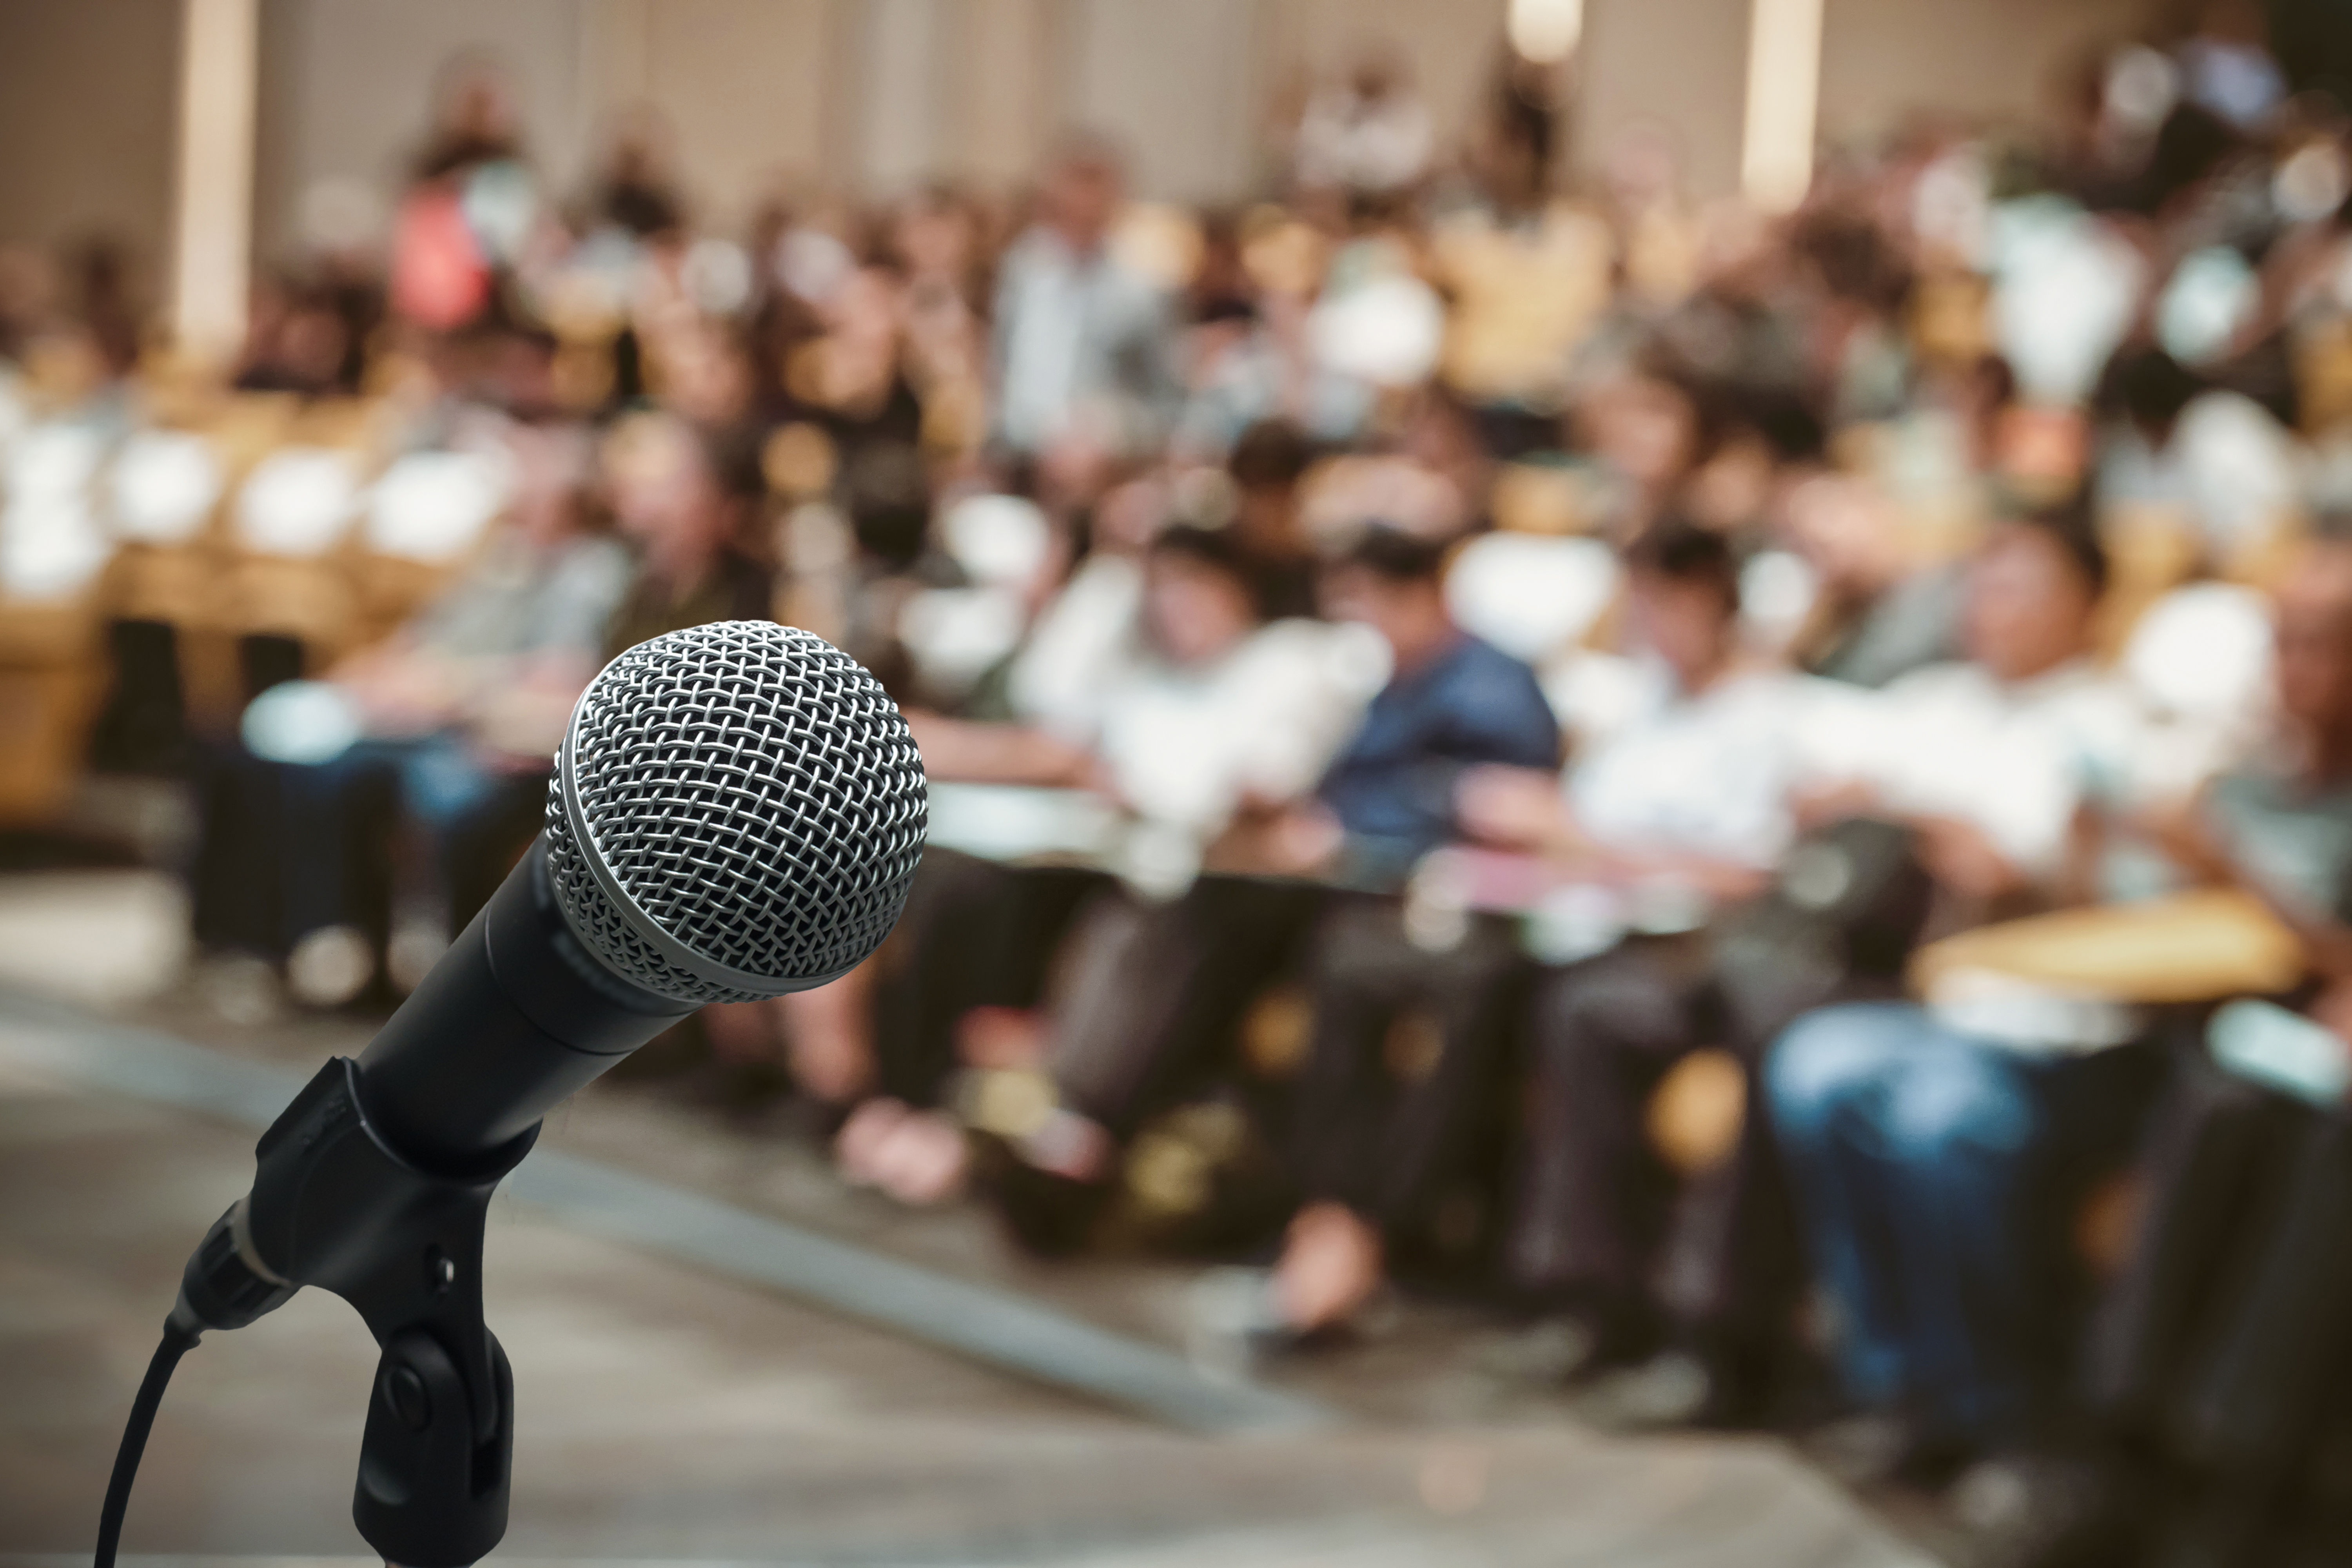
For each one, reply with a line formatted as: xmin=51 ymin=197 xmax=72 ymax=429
xmin=350 ymin=617 xmax=929 ymax=1172
xmin=122 ymin=621 xmax=928 ymax=1568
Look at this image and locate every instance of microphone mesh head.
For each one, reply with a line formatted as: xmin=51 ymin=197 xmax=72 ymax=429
xmin=544 ymin=621 xmax=927 ymax=1004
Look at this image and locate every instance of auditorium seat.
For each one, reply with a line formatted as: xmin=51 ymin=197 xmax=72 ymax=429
xmin=214 ymin=443 xmax=367 ymax=703
xmin=0 ymin=422 xmax=112 ymax=819
xmin=0 ymin=600 xmax=101 ymax=824
xmin=1442 ymin=532 xmax=1619 ymax=664
xmin=356 ymin=446 xmax=511 ymax=640
xmin=1489 ymin=461 xmax=1597 ymax=536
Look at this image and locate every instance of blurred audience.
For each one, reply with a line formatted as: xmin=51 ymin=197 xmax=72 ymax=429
xmin=973 ymin=524 xmax=1557 ymax=1264
xmin=1762 ymin=503 xmax=2148 ymax=1480
xmin=17 ymin=16 xmax=2352 ymax=1558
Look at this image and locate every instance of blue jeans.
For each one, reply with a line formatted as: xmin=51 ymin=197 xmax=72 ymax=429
xmin=1765 ymin=1002 xmax=2153 ymax=1443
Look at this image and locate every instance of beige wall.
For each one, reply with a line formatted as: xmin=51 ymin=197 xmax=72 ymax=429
xmin=0 ymin=0 xmax=180 ymax=268
xmin=942 ymin=0 xmax=1065 ymax=187
xmin=1261 ymin=0 xmax=1513 ymax=168
xmin=1066 ymin=0 xmax=1265 ymax=200
xmin=1570 ymin=0 xmax=2152 ymax=201
xmin=245 ymin=0 xmax=1520 ymax=238
xmin=1816 ymin=0 xmax=2148 ymax=148
xmin=254 ymin=0 xmax=592 ymax=258
xmin=0 ymin=0 xmax=2171 ymax=283
xmin=627 ymin=0 xmax=840 ymax=223
xmin=255 ymin=0 xmax=846 ymax=257
xmin=1575 ymin=0 xmax=1758 ymax=201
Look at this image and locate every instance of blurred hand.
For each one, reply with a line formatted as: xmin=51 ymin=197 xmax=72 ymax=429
xmin=1275 ymin=1201 xmax=1384 ymax=1332
xmin=2308 ymin=978 xmax=2352 ymax=1056
xmin=1267 ymin=803 xmax=1346 ymax=873
xmin=1455 ymin=766 xmax=1573 ymax=852
xmin=1080 ymin=753 xmax=1129 ymax=807
xmin=2127 ymin=793 xmax=2233 ymax=884
xmin=1791 ymin=779 xmax=1883 ymax=831
xmin=1209 ymin=801 xmax=1344 ymax=876
xmin=701 ymin=998 xmax=780 ymax=1065
xmin=2305 ymin=980 xmax=2352 ymax=1112
xmin=468 ymin=665 xmax=588 ymax=763
xmin=336 ymin=645 xmax=462 ymax=736
xmin=1915 ymin=815 xmax=2032 ymax=903
xmin=906 ymin=713 xmax=1092 ymax=788
xmin=1038 ymin=431 xmax=1115 ymax=512
xmin=780 ymin=966 xmax=876 ymax=1105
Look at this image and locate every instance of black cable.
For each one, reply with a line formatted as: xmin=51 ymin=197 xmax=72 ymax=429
xmin=94 ymin=1311 xmax=202 ymax=1568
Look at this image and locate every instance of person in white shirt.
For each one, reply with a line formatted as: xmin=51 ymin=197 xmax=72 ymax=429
xmin=1291 ymin=50 xmax=1435 ymax=198
xmin=1763 ymin=502 xmax=2160 ymax=1476
xmin=1457 ymin=519 xmax=1837 ymax=895
xmin=1797 ymin=519 xmax=2143 ymax=905
xmin=1263 ymin=520 xmax=1844 ymax=1356
xmin=819 ymin=524 xmax=1370 ymax=1206
xmin=1410 ymin=518 xmax=1855 ymax=1417
xmin=990 ymin=136 xmax=1181 ymax=477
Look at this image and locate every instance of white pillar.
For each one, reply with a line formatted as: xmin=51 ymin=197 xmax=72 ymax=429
xmin=171 ymin=0 xmax=260 ymax=367
xmin=1740 ymin=0 xmax=1822 ymax=212
xmin=862 ymin=0 xmax=948 ymax=193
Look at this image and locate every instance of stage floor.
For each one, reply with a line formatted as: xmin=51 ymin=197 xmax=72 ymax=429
xmin=0 ymin=874 xmax=1935 ymax=1567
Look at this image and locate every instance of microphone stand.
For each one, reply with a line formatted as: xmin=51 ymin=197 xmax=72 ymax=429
xmin=182 ymin=1056 xmax=536 ymax=1568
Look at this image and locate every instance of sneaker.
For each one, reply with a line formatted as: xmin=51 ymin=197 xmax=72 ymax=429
xmin=1804 ymin=1412 xmax=1924 ymax=1485
xmin=1572 ymin=1349 xmax=1717 ymax=1430
xmin=1184 ymin=1266 xmax=1288 ymax=1382
xmin=1951 ymin=1452 xmax=2138 ymax=1568
xmin=1804 ymin=1411 xmax=1981 ymax=1490
xmin=286 ymin=924 xmax=373 ymax=1009
xmin=1477 ymin=1295 xmax=1671 ymax=1384
xmin=1471 ymin=1316 xmax=1606 ymax=1383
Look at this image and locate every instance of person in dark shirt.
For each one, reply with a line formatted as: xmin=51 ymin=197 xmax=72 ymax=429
xmin=605 ymin=423 xmax=776 ymax=652
xmin=1314 ymin=526 xmax=1561 ymax=870
xmin=1992 ymin=534 xmax=2352 ymax=1565
xmin=1227 ymin=418 xmax=1323 ymax=621
xmin=586 ymin=113 xmax=686 ymax=240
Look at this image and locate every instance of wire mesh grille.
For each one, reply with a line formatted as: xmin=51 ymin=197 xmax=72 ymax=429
xmin=544 ymin=621 xmax=927 ymax=1003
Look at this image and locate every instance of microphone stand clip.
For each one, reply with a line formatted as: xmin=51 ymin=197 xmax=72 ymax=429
xmin=181 ymin=1054 xmax=538 ymax=1568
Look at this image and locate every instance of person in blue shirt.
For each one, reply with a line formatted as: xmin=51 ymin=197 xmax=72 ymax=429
xmin=1315 ymin=526 xmax=1563 ymax=874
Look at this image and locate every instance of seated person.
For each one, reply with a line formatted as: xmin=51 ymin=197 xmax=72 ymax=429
xmin=732 ymin=477 xmax=1164 ymax=1154
xmin=1991 ymin=534 xmax=2352 ymax=1565
xmin=1223 ymin=418 xmax=1322 ymax=621
xmin=1760 ymin=501 xmax=2160 ymax=1480
xmin=599 ymin=414 xmax=776 ymax=648
xmin=1170 ymin=294 xmax=1376 ymax=462
xmin=1777 ymin=471 xmax=1964 ymax=690
xmin=813 ymin=523 xmax=1372 ymax=1204
xmin=976 ymin=525 xmax=1559 ymax=1249
xmin=1438 ymin=518 xmax=1850 ymax=1412
xmin=189 ymin=446 xmax=630 ymax=1006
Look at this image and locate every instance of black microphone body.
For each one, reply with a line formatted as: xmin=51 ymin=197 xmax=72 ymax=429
xmin=355 ymin=838 xmax=689 ymax=1174
xmin=152 ymin=621 xmax=929 ymax=1568
xmin=169 ymin=839 xmax=701 ymax=1567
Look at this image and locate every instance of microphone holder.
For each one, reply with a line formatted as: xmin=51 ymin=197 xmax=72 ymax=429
xmin=182 ymin=1056 xmax=537 ymax=1568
